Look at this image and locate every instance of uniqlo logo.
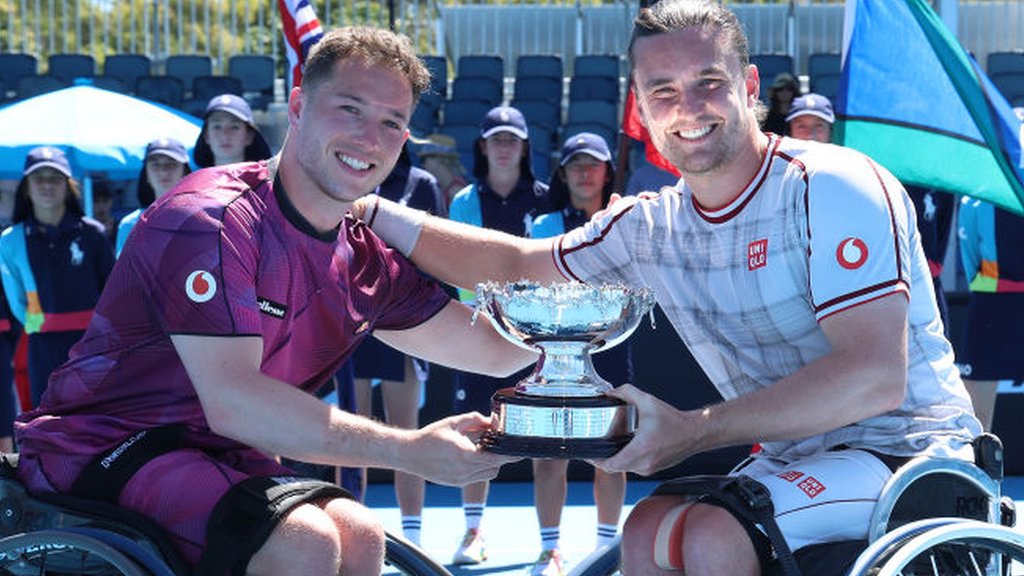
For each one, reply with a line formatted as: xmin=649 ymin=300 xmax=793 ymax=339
xmin=777 ymin=470 xmax=804 ymax=482
xmin=798 ymin=476 xmax=826 ymax=498
xmin=748 ymin=239 xmax=768 ymax=271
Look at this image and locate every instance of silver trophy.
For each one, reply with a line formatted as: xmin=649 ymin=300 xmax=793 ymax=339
xmin=473 ymin=281 xmax=655 ymax=458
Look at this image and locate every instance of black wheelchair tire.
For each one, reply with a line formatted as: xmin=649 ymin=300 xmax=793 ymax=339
xmin=383 ymin=531 xmax=453 ymax=576
xmin=0 ymin=529 xmax=151 ymax=575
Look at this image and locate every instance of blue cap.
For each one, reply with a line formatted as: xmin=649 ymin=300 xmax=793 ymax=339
xmin=145 ymin=137 xmax=189 ymax=164
xmin=23 ymin=146 xmax=72 ymax=178
xmin=786 ymin=93 xmax=835 ymax=124
xmin=480 ymin=106 xmax=528 ymax=140
xmin=205 ymin=93 xmax=255 ymax=126
xmin=559 ymin=132 xmax=612 ymax=166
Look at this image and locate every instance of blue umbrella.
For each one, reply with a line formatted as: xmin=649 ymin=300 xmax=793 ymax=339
xmin=0 ymin=83 xmax=202 ymax=181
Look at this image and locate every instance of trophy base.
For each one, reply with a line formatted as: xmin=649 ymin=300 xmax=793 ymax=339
xmin=482 ymin=387 xmax=634 ymax=459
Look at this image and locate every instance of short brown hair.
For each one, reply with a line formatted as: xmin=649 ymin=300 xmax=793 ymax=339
xmin=627 ymin=0 xmax=751 ymax=72
xmin=301 ymin=26 xmax=431 ymax=109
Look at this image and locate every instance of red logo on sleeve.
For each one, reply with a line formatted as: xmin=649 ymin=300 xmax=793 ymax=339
xmin=777 ymin=470 xmax=805 ymax=482
xmin=185 ymin=270 xmax=218 ymax=303
xmin=797 ymin=476 xmax=826 ymax=498
xmin=748 ymin=239 xmax=768 ymax=271
xmin=836 ymin=237 xmax=868 ymax=270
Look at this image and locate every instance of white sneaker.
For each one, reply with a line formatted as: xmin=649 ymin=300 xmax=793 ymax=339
xmin=528 ymin=549 xmax=566 ymax=576
xmin=452 ymin=528 xmax=487 ymax=565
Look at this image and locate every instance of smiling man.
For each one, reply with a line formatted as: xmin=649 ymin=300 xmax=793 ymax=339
xmin=354 ymin=1 xmax=982 ymax=574
xmin=14 ymin=26 xmax=533 ymax=576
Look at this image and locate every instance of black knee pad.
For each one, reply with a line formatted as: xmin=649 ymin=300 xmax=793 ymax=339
xmin=195 ymin=476 xmax=353 ymax=576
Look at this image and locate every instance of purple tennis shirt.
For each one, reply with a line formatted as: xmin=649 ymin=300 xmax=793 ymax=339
xmin=15 ymin=161 xmax=449 ymax=493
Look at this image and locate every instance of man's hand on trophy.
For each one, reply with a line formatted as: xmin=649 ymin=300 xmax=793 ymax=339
xmin=592 ymin=384 xmax=699 ymax=476
xmin=403 ymin=412 xmax=522 ymax=486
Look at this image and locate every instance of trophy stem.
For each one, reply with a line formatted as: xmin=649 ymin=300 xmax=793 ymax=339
xmin=515 ymin=340 xmax=610 ymax=397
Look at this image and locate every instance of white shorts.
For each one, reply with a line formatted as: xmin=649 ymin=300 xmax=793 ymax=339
xmin=733 ymin=449 xmax=895 ymax=551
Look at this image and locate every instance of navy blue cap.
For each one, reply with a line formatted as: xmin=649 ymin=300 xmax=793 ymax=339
xmin=145 ymin=137 xmax=189 ymax=164
xmin=786 ymin=93 xmax=835 ymax=124
xmin=205 ymin=94 xmax=255 ymax=126
xmin=480 ymin=106 xmax=528 ymax=140
xmin=23 ymin=146 xmax=72 ymax=178
xmin=559 ymin=132 xmax=612 ymax=166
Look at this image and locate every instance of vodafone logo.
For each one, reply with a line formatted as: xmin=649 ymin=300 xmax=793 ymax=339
xmin=836 ymin=237 xmax=868 ymax=270
xmin=185 ymin=270 xmax=218 ymax=303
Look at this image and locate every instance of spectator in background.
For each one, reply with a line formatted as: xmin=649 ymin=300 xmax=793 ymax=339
xmin=348 ymin=141 xmax=448 ymax=546
xmin=193 ymin=94 xmax=273 ymax=168
xmin=0 ymin=147 xmax=114 ymax=406
xmin=527 ymin=133 xmax=634 ymax=576
xmin=762 ymin=72 xmax=800 ymax=136
xmin=447 ymin=105 xmax=552 ymax=566
xmin=785 ymin=92 xmax=834 ymax=143
xmin=414 ymin=134 xmax=469 ymax=208
xmin=89 ymin=176 xmax=117 ymax=241
xmin=116 ymin=138 xmax=192 ymax=256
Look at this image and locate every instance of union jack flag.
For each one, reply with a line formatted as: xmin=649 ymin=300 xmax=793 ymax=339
xmin=278 ymin=0 xmax=324 ymax=91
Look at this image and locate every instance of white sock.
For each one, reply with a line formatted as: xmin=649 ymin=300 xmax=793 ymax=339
xmin=540 ymin=526 xmax=560 ymax=551
xmin=464 ymin=502 xmax=485 ymax=531
xmin=597 ymin=523 xmax=618 ymax=547
xmin=402 ymin=515 xmax=422 ymax=546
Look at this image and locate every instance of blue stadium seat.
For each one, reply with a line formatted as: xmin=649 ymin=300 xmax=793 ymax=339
xmin=567 ymin=99 xmax=618 ymax=131
xmin=807 ymin=52 xmax=841 ymax=78
xmin=987 ymin=51 xmax=1024 ymax=76
xmin=568 ymin=76 xmax=619 ymax=104
xmin=421 ymin=55 xmax=448 ymax=103
xmin=810 ymin=73 xmax=841 ymax=101
xmin=0 ymin=53 xmax=38 ymax=97
xmin=228 ymin=54 xmax=275 ymax=110
xmin=457 ymin=54 xmax=504 ymax=83
xmin=516 ymin=54 xmax=563 ymax=80
xmin=90 ymin=75 xmax=127 ymax=93
xmin=442 ymin=99 xmax=493 ymax=128
xmin=751 ymin=53 xmax=795 ymax=99
xmin=134 ymin=75 xmax=185 ymax=109
xmin=183 ymin=75 xmax=244 ymax=116
xmin=16 ymin=75 xmax=66 ymax=99
xmin=450 ymin=76 xmax=503 ymax=107
xmin=410 ymin=101 xmax=440 ymax=136
xmin=103 ymin=54 xmax=151 ymax=92
xmin=510 ymin=99 xmax=560 ymax=132
xmin=513 ymin=76 xmax=562 ymax=105
xmin=572 ymin=54 xmax=620 ymax=79
xmin=47 ymin=53 xmax=95 ymax=84
xmin=165 ymin=55 xmax=212 ymax=97
xmin=437 ymin=124 xmax=481 ymax=175
xmin=992 ymin=72 xmax=1024 ymax=104
xmin=562 ymin=122 xmax=616 ymax=149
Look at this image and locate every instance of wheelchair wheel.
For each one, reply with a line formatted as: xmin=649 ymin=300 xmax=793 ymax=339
xmin=0 ymin=529 xmax=150 ymax=575
xmin=568 ymin=537 xmax=621 ymax=576
xmin=383 ymin=531 xmax=453 ymax=576
xmin=846 ymin=518 xmax=1024 ymax=576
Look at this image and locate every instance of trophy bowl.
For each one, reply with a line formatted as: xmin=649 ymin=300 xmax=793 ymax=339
xmin=474 ymin=281 xmax=655 ymax=458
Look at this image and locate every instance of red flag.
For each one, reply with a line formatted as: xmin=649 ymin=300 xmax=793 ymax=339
xmin=278 ymin=0 xmax=325 ymax=91
xmin=622 ymin=87 xmax=681 ymax=177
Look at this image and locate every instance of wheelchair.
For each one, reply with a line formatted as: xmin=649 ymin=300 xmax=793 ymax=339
xmin=0 ymin=453 xmax=452 ymax=576
xmin=569 ymin=433 xmax=1024 ymax=576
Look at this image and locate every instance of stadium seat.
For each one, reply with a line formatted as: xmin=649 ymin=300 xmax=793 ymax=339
xmin=228 ymin=54 xmax=275 ymax=110
xmin=572 ymin=54 xmax=620 ymax=79
xmin=562 ymin=122 xmax=616 ymax=149
xmin=442 ymin=99 xmax=493 ymax=128
xmin=420 ymin=55 xmax=448 ymax=104
xmin=103 ymin=54 xmax=151 ymax=92
xmin=192 ymin=75 xmax=243 ymax=101
xmin=0 ymin=53 xmax=38 ymax=98
xmin=90 ymin=75 xmax=127 ymax=93
xmin=450 ymin=76 xmax=503 ymax=107
xmin=567 ymin=99 xmax=619 ymax=131
xmin=809 ymin=73 xmax=841 ymax=101
xmin=516 ymin=54 xmax=563 ymax=80
xmin=513 ymin=76 xmax=562 ymax=105
xmin=987 ymin=51 xmax=1024 ymax=76
xmin=457 ymin=54 xmax=504 ymax=84
xmin=568 ymin=76 xmax=620 ymax=104
xmin=992 ymin=72 xmax=1024 ymax=104
xmin=134 ymin=75 xmax=185 ymax=109
xmin=165 ymin=55 xmax=213 ymax=97
xmin=751 ymin=53 xmax=795 ymax=99
xmin=16 ymin=75 xmax=66 ymax=99
xmin=807 ymin=52 xmax=841 ymax=78
xmin=437 ymin=123 xmax=481 ymax=175
xmin=47 ymin=53 xmax=95 ymax=84
xmin=410 ymin=101 xmax=440 ymax=136
xmin=510 ymin=99 xmax=561 ymax=132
